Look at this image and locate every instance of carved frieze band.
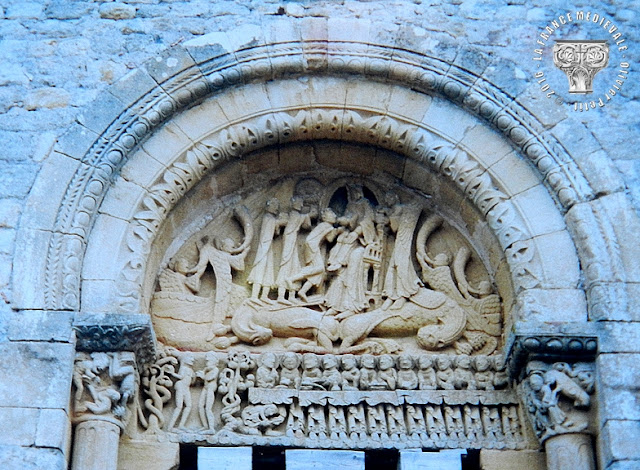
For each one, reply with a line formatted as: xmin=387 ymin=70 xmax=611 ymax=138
xmin=73 ymin=314 xmax=156 ymax=365
xmin=44 ymin=37 xmax=596 ymax=313
xmin=131 ymin=348 xmax=533 ymax=450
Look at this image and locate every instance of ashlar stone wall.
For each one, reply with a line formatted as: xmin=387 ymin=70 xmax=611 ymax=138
xmin=0 ymin=1 xmax=639 ymax=469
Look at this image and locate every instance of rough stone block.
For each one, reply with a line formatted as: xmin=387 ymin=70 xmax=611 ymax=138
xmin=0 ymin=228 xmax=15 ymax=255
xmin=141 ymin=121 xmax=193 ymax=168
xmin=99 ymin=2 xmax=136 ymax=20
xmin=170 ymin=96 xmax=228 ymax=142
xmin=0 ymin=445 xmax=66 ymax=470
xmin=515 ymin=288 xmax=587 ymax=323
xmin=511 ymin=184 xmax=565 ymax=237
xmin=76 ymin=91 xmax=127 ymax=135
xmin=0 ymin=408 xmax=38 ymax=446
xmin=479 ymin=449 xmax=546 ymax=470
xmin=602 ymin=420 xmax=640 ymax=465
xmin=459 ymin=124 xmax=514 ymax=168
xmin=118 ymin=439 xmax=179 ymax=470
xmin=533 ymin=230 xmax=581 ymax=289
xmin=0 ymin=198 xmax=22 ymax=229
xmin=35 ymin=408 xmax=71 ymax=453
xmin=422 ymin=98 xmax=480 ymax=143
xmin=0 ymin=160 xmax=38 ymax=199
xmin=7 ymin=311 xmax=74 ymax=343
xmin=11 ymin=228 xmax=51 ymax=310
xmin=265 ymin=78 xmax=311 ymax=111
xmin=198 ymin=446 xmax=252 ymax=470
xmin=599 ymin=385 xmax=640 ymax=422
xmin=108 ymin=68 xmax=158 ymax=110
xmin=98 ymin=180 xmax=148 ymax=222
xmin=488 ymin=150 xmax=543 ymax=197
xmin=286 ymin=449 xmax=365 ymax=470
xmin=595 ymin=193 xmax=640 ymax=283
xmin=212 ymin=83 xmax=272 ymax=122
xmin=54 ymin=123 xmax=100 ymax=162
xmin=80 ymin=279 xmax=119 ymax=314
xmin=5 ymin=3 xmax=43 ymax=19
xmin=328 ymin=18 xmax=371 ymax=44
xmin=20 ymin=151 xmax=82 ymax=231
xmin=119 ymin=148 xmax=168 ymax=187
xmin=345 ymin=79 xmax=391 ymax=112
xmin=387 ymin=86 xmax=433 ymax=122
xmin=600 ymin=322 xmax=640 ymax=353
xmin=24 ymin=87 xmax=71 ymax=111
xmin=0 ymin=342 xmax=74 ymax=409
xmin=597 ymin=353 xmax=640 ymax=390
xmin=143 ymin=46 xmax=196 ymax=83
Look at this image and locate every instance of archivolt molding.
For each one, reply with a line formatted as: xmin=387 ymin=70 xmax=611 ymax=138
xmin=114 ymin=106 xmax=541 ymax=313
xmin=39 ymin=20 xmax=615 ymax=317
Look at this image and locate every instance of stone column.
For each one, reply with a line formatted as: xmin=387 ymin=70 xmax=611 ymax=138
xmin=70 ymin=351 xmax=138 ymax=470
xmin=71 ymin=419 xmax=121 ymax=470
xmin=545 ymin=433 xmax=595 ymax=470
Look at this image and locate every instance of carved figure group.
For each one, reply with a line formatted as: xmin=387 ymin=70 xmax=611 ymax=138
xmin=72 ymin=352 xmax=137 ymax=423
xmin=153 ymin=179 xmax=503 ymax=355
xmin=523 ymin=361 xmax=594 ymax=441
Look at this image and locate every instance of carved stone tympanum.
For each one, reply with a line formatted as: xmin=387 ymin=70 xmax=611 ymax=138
xmin=135 ymin=159 xmax=517 ymax=451
xmin=151 ymin=174 xmax=502 ymax=357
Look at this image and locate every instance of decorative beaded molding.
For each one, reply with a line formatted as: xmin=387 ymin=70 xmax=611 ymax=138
xmin=42 ymin=32 xmax=618 ymax=319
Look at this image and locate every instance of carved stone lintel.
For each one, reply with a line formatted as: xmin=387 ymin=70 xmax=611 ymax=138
xmin=73 ymin=313 xmax=157 ymax=365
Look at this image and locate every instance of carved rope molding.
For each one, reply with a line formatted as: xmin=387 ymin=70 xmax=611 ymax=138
xmin=44 ymin=37 xmax=613 ymax=313
xmin=116 ymin=106 xmax=541 ymax=313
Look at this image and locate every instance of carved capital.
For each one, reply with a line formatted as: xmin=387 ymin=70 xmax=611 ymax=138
xmin=73 ymin=313 xmax=156 ymax=365
xmin=72 ymin=351 xmax=138 ymax=429
xmin=520 ymin=360 xmax=595 ymax=443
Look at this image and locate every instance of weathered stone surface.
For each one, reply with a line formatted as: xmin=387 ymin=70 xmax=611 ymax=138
xmin=99 ymin=3 xmax=136 ymax=20
xmin=479 ymin=449 xmax=546 ymax=470
xmin=0 ymin=446 xmax=66 ymax=470
xmin=36 ymin=408 xmax=71 ymax=453
xmin=601 ymin=420 xmax=640 ymax=465
xmin=24 ymin=87 xmax=71 ymax=111
xmin=0 ymin=342 xmax=74 ymax=409
xmin=117 ymin=439 xmax=179 ymax=470
xmin=0 ymin=407 xmax=38 ymax=446
xmin=7 ymin=311 xmax=74 ymax=343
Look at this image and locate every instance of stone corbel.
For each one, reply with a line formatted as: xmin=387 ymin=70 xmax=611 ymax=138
xmin=506 ymin=332 xmax=598 ymax=470
xmin=73 ymin=313 xmax=157 ymax=366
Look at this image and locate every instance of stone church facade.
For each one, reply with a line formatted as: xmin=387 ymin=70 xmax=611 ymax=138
xmin=0 ymin=1 xmax=639 ymax=469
